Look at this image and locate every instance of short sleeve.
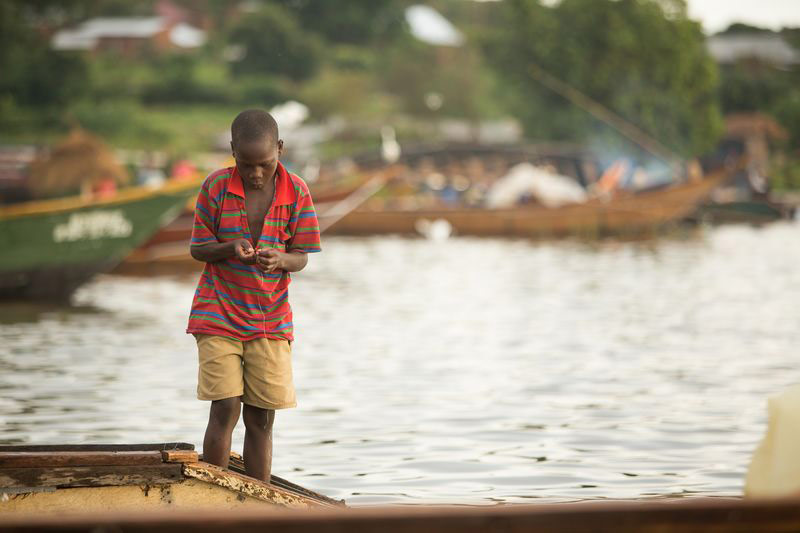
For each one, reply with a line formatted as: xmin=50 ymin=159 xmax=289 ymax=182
xmin=286 ymin=182 xmax=321 ymax=253
xmin=190 ymin=176 xmax=220 ymax=246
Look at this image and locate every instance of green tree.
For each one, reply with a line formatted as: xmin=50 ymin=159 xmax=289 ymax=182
xmin=227 ymin=4 xmax=322 ymax=81
xmin=270 ymin=0 xmax=407 ymax=45
xmin=772 ymin=92 xmax=800 ymax=149
xmin=713 ymin=24 xmax=800 ymax=148
xmin=718 ymin=65 xmax=794 ymax=115
xmin=378 ymin=37 xmax=501 ymax=121
xmin=0 ymin=2 xmax=87 ymax=111
xmin=481 ymin=0 xmax=722 ymax=157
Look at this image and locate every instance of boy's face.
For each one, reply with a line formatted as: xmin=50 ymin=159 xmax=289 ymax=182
xmin=231 ymin=137 xmax=283 ymax=190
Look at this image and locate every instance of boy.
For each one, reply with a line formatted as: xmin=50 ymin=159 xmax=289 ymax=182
xmin=187 ymin=109 xmax=321 ymax=481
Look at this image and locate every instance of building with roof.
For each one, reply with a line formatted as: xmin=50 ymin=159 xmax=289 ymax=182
xmin=707 ymin=33 xmax=800 ymax=67
xmin=52 ymin=16 xmax=206 ymax=56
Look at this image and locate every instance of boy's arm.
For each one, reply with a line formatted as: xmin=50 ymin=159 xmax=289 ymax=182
xmin=191 ymin=239 xmax=255 ymax=263
xmin=256 ymin=249 xmax=308 ymax=273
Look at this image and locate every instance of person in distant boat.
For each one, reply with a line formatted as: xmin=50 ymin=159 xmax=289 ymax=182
xmin=187 ymin=109 xmax=321 ymax=482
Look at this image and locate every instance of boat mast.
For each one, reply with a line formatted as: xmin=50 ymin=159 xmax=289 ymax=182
xmin=528 ymin=63 xmax=683 ymax=170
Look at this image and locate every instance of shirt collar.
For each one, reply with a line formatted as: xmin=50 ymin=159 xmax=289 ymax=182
xmin=228 ymin=161 xmax=294 ymax=206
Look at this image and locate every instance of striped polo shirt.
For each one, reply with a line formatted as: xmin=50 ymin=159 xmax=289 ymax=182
xmin=186 ymin=162 xmax=321 ymax=342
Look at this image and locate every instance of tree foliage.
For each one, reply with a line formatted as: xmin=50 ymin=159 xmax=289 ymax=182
xmin=227 ymin=4 xmax=322 ymax=81
xmin=0 ymin=2 xmax=87 ymax=111
xmin=3 ymin=0 xmax=798 ymax=168
xmin=269 ymin=0 xmax=408 ymax=45
xmin=481 ymin=0 xmax=723 ymax=157
xmin=378 ymin=37 xmax=501 ymax=120
xmin=713 ymin=24 xmax=800 ymax=148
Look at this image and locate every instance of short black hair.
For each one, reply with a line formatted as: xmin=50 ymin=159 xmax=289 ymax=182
xmin=231 ymin=109 xmax=279 ymax=146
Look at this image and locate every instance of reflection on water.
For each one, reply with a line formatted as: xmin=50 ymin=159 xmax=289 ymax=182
xmin=1 ymin=222 xmax=799 ymax=505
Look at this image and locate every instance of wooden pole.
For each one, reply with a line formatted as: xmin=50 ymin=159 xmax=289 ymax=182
xmin=528 ymin=63 xmax=683 ymax=169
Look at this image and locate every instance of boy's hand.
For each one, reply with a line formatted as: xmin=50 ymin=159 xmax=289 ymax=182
xmin=256 ymin=248 xmax=284 ymax=273
xmin=233 ymin=239 xmax=257 ymax=264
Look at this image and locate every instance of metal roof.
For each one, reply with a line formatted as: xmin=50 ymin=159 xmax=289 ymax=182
xmin=707 ymin=34 xmax=800 ymax=66
xmin=52 ymin=16 xmax=205 ymax=50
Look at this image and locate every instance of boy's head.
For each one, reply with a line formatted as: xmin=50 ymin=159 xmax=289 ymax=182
xmin=230 ymin=109 xmax=283 ymax=190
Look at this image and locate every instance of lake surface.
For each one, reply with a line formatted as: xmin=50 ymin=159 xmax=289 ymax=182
xmin=1 ymin=221 xmax=799 ymax=505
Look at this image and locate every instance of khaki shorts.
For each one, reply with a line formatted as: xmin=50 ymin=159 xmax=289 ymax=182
xmin=195 ymin=334 xmax=296 ymax=409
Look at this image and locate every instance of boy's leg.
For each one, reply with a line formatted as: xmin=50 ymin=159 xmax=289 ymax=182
xmin=242 ymin=404 xmax=275 ymax=481
xmin=202 ymin=396 xmax=241 ymax=469
xmin=240 ymin=337 xmax=295 ymax=482
xmin=195 ymin=334 xmax=245 ymax=469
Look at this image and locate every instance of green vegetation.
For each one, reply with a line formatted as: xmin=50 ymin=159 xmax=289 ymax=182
xmin=1 ymin=0 xmax=798 ymax=187
xmin=716 ymin=24 xmax=800 ymax=150
xmin=227 ymin=5 xmax=322 ymax=81
xmin=771 ymin=156 xmax=800 ymax=191
xmin=479 ymin=0 xmax=722 ymax=157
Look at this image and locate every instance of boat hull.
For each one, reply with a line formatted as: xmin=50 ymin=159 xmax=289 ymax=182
xmin=0 ymin=443 xmax=340 ymax=514
xmin=0 ymin=477 xmax=281 ymax=514
xmin=0 ymin=260 xmax=119 ymax=300
xmin=324 ymin=171 xmax=728 ymax=238
xmin=0 ymin=180 xmax=200 ymax=299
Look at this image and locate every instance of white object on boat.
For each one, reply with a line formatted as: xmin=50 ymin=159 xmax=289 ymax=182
xmin=415 ymin=218 xmax=452 ymax=241
xmin=486 ymin=162 xmax=587 ymax=209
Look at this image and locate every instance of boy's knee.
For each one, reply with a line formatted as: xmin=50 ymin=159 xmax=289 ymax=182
xmin=243 ymin=405 xmax=274 ymax=431
xmin=210 ymin=397 xmax=241 ymax=426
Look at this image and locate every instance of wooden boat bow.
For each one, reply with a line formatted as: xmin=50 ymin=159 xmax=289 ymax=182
xmin=0 ymin=443 xmax=342 ymax=513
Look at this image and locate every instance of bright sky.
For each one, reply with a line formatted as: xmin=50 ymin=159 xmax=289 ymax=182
xmin=686 ymin=0 xmax=800 ymax=33
xmin=531 ymin=0 xmax=800 ymax=34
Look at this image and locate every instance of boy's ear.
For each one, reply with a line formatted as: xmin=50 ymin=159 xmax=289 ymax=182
xmin=277 ymin=139 xmax=284 ymax=156
xmin=230 ymin=140 xmax=235 ymax=157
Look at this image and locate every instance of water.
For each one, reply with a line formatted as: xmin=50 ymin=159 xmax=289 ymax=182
xmin=1 ymin=222 xmax=799 ymax=505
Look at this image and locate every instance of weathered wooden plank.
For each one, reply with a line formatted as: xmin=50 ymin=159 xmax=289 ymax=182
xmin=0 ymin=451 xmax=163 ymax=468
xmin=0 ymin=443 xmax=194 ymax=453
xmin=161 ymin=450 xmax=199 ymax=463
xmin=0 ymin=464 xmax=183 ymax=490
xmin=182 ymin=462 xmax=315 ymax=509
xmin=226 ymin=453 xmax=344 ymax=507
xmin=267 ymin=475 xmax=346 ymax=507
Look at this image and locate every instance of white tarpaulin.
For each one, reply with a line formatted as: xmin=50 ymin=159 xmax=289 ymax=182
xmin=486 ymin=162 xmax=588 ymax=209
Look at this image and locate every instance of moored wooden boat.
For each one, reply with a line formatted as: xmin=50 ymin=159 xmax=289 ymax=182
xmin=0 ymin=179 xmax=201 ymax=299
xmin=0 ymin=443 xmax=342 ymax=514
xmin=323 ymin=164 xmax=736 ymax=238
